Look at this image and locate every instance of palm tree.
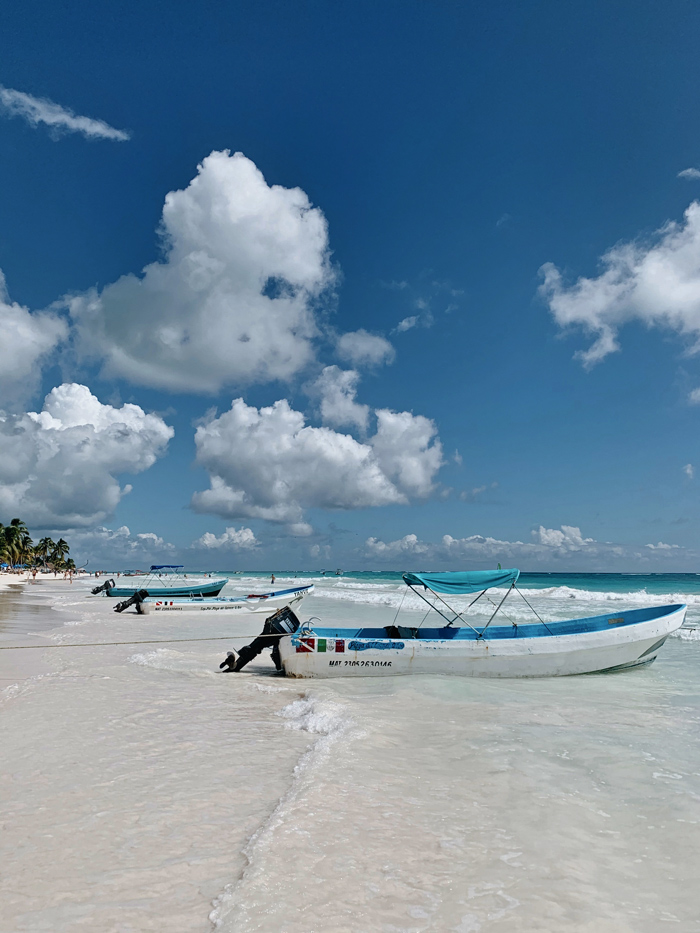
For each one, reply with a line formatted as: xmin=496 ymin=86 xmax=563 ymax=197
xmin=17 ymin=531 xmax=33 ymax=566
xmin=34 ymin=537 xmax=55 ymax=568
xmin=50 ymin=538 xmax=70 ymax=569
xmin=1 ymin=520 xmax=32 ymax=567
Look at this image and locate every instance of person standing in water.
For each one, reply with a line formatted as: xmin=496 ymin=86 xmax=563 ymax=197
xmin=271 ymin=573 xmax=275 ymax=585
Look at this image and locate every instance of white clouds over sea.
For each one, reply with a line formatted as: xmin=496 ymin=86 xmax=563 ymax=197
xmin=0 ymin=149 xmax=450 ymax=549
xmin=0 ymin=385 xmax=172 ymax=528
xmin=540 ymin=201 xmax=700 ymax=370
xmin=0 ymin=273 xmax=67 ymax=405
xmin=364 ymin=525 xmax=690 ymax=568
xmin=191 ymin=396 xmax=443 ymax=527
xmin=192 ymin=526 xmax=259 ymax=550
xmin=67 ymin=151 xmax=335 ymax=393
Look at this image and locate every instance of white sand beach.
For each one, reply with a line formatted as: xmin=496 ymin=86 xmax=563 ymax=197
xmin=1 ymin=574 xmax=700 ymax=932
xmin=0 ymin=570 xmax=29 ymax=590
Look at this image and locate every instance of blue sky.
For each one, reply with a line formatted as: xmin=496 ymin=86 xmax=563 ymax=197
xmin=2 ymin=0 xmax=700 ymax=570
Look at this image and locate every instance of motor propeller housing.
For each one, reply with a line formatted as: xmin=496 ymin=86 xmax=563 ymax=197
xmin=220 ymin=605 xmax=300 ymax=673
xmin=113 ymin=589 xmax=149 ymax=613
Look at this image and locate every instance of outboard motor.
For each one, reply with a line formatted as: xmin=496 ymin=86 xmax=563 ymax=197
xmin=91 ymin=578 xmax=115 ymax=595
xmin=114 ymin=589 xmax=149 ymax=613
xmin=220 ymin=606 xmax=300 ymax=673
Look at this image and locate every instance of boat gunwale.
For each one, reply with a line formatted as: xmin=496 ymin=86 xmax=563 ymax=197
xmin=296 ymin=603 xmax=686 ymax=643
xmin=143 ymin=584 xmax=314 ymax=604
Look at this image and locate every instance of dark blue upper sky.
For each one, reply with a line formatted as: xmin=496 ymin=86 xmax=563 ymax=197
xmin=2 ymin=0 xmax=700 ymax=569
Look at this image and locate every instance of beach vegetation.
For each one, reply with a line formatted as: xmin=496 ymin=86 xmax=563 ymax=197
xmin=0 ymin=520 xmax=74 ymax=571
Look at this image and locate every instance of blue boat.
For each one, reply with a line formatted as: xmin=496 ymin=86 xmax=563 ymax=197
xmin=92 ymin=565 xmax=228 ymax=598
xmin=271 ymin=569 xmax=687 ymax=678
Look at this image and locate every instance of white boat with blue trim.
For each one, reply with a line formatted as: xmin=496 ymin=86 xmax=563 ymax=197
xmin=222 ymin=570 xmax=686 ymax=678
xmin=93 ymin=565 xmax=227 ymax=598
xmin=137 ymin=583 xmax=314 ymax=615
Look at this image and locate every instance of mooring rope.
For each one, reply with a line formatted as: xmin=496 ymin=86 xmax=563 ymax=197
xmin=0 ymin=635 xmax=239 ymax=651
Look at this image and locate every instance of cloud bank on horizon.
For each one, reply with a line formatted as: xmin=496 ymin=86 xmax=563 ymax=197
xmin=0 ymin=85 xmax=129 ymax=141
xmin=364 ymin=525 xmax=689 ymax=569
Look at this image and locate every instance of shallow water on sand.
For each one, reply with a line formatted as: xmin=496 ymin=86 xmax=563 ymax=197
xmin=1 ymin=576 xmax=699 ymax=932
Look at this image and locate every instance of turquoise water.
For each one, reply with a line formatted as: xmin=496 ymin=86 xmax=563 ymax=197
xmin=219 ymin=569 xmax=700 ymax=597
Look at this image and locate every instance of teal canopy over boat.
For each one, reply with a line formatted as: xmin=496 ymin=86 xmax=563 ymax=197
xmin=402 ymin=569 xmax=519 ymax=594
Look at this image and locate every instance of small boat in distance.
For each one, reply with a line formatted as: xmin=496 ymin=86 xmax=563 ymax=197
xmin=223 ymin=569 xmax=686 ymax=678
xmin=137 ymin=584 xmax=314 ymax=615
xmin=92 ymin=565 xmax=227 ymax=598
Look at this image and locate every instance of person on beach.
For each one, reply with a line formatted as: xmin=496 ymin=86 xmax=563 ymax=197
xmin=271 ymin=573 xmax=275 ymax=584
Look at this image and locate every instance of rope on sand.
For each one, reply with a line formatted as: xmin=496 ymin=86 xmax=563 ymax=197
xmin=0 ymin=635 xmax=238 ymax=650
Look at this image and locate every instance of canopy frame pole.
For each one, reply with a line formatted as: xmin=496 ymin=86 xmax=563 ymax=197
xmin=391 ymin=586 xmax=408 ymax=627
xmin=478 ymin=583 xmax=515 ymax=638
xmin=418 ymin=588 xmax=485 ymax=630
xmin=467 ymin=589 xmax=487 ymax=608
xmin=439 ymin=588 xmax=489 ymax=627
xmin=407 ymin=584 xmax=482 ymax=635
xmin=515 ymin=586 xmax=556 ymax=636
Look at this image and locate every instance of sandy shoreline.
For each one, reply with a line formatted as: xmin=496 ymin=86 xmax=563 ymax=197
xmin=0 ymin=571 xmax=29 ymax=590
xmin=0 ymin=577 xmax=77 ymax=689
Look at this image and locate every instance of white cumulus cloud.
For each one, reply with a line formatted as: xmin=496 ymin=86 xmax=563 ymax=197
xmin=0 ymin=384 xmax=173 ymax=528
xmin=678 ymin=168 xmax=700 ymax=181
xmin=192 ymin=526 xmax=259 ymax=549
xmin=371 ymin=409 xmax=444 ymax=498
xmin=364 ymin=533 xmax=430 ymax=557
xmin=0 ymin=271 xmax=67 ymax=403
xmin=540 ymin=202 xmax=700 ymax=368
xmin=309 ymin=366 xmax=369 ymax=432
xmin=683 ymin=463 xmax=694 ymax=479
xmin=191 ymin=396 xmax=443 ymax=525
xmin=68 ymin=150 xmax=335 ymax=393
xmin=336 ymin=329 xmax=395 ymax=367
xmin=531 ymin=524 xmax=594 ymax=549
xmin=0 ymin=85 xmax=129 ymax=141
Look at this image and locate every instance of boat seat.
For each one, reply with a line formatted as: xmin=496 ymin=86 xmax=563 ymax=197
xmin=384 ymin=625 xmax=420 ymax=639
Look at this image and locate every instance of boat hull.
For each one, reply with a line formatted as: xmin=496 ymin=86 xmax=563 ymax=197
xmin=139 ymin=585 xmax=313 ymax=614
xmin=107 ymin=578 xmax=227 ymax=598
xmin=279 ymin=604 xmax=686 ymax=678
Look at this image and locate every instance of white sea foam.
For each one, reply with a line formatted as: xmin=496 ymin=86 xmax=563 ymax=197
xmin=1 ymin=670 xmax=55 ymax=704
xmin=209 ymin=692 xmax=353 ymax=930
xmin=129 ymin=647 xmax=220 ymax=678
xmin=672 ymin=626 xmax=700 ymax=640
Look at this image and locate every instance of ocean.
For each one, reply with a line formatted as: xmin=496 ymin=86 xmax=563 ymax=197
xmin=1 ymin=571 xmax=699 ymax=932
